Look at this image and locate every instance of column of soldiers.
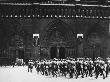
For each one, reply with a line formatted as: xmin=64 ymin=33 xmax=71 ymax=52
xmin=33 ymin=57 xmax=110 ymax=79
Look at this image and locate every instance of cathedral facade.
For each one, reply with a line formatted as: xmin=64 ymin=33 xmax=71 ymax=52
xmin=0 ymin=1 xmax=110 ymax=62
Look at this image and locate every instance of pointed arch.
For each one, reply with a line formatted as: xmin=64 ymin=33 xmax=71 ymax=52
xmin=40 ymin=19 xmax=76 ymax=47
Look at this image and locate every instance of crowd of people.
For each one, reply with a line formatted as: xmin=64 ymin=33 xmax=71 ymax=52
xmin=28 ymin=57 xmax=110 ymax=79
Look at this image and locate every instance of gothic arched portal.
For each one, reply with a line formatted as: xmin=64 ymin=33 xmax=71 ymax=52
xmin=40 ymin=19 xmax=76 ymax=59
xmin=40 ymin=19 xmax=76 ymax=47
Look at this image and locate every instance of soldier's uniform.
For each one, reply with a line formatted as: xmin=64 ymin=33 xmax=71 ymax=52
xmin=88 ymin=61 xmax=94 ymax=77
xmin=83 ymin=61 xmax=88 ymax=77
xmin=62 ymin=61 xmax=67 ymax=77
xmin=36 ymin=62 xmax=40 ymax=74
xmin=28 ymin=60 xmax=34 ymax=72
xmin=105 ymin=61 xmax=109 ymax=77
xmin=48 ymin=61 xmax=52 ymax=75
xmin=94 ymin=60 xmax=105 ymax=79
xmin=68 ymin=60 xmax=76 ymax=78
xmin=40 ymin=61 xmax=45 ymax=75
xmin=76 ymin=60 xmax=84 ymax=79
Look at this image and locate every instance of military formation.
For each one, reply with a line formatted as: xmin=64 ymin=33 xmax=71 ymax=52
xmin=28 ymin=57 xmax=110 ymax=79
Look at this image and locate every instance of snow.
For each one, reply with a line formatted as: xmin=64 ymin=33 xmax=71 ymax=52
xmin=0 ymin=66 xmax=110 ymax=82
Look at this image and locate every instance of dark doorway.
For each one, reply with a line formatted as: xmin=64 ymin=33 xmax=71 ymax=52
xmin=59 ymin=47 xmax=65 ymax=59
xmin=50 ymin=47 xmax=57 ymax=59
xmin=18 ymin=50 xmax=24 ymax=59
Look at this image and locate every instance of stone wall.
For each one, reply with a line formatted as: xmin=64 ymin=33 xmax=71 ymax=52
xmin=0 ymin=18 xmax=109 ymax=59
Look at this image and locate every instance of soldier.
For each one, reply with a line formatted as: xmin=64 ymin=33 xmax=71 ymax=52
xmin=94 ymin=60 xmax=105 ymax=79
xmin=34 ymin=61 xmax=37 ymax=68
xmin=51 ymin=60 xmax=57 ymax=77
xmin=28 ymin=60 xmax=34 ymax=73
xmin=83 ymin=60 xmax=88 ymax=77
xmin=67 ymin=59 xmax=75 ymax=78
xmin=40 ymin=61 xmax=45 ymax=75
xmin=12 ymin=61 xmax=15 ymax=67
xmin=44 ymin=60 xmax=49 ymax=76
xmin=59 ymin=60 xmax=63 ymax=75
xmin=51 ymin=60 xmax=55 ymax=77
xmin=69 ymin=63 xmax=74 ymax=78
xmin=62 ymin=60 xmax=67 ymax=77
xmin=105 ymin=61 xmax=110 ymax=77
xmin=36 ymin=61 xmax=40 ymax=74
xmin=75 ymin=60 xmax=84 ymax=79
xmin=88 ymin=60 xmax=94 ymax=77
xmin=48 ymin=60 xmax=52 ymax=75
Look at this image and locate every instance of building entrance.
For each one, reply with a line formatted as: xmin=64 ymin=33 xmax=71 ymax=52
xmin=50 ymin=47 xmax=57 ymax=59
xmin=59 ymin=47 xmax=65 ymax=59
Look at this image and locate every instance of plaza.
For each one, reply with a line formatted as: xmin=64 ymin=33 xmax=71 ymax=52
xmin=0 ymin=66 xmax=110 ymax=82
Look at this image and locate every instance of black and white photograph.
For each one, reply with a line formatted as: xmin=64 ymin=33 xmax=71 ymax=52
xmin=1 ymin=0 xmax=110 ymax=82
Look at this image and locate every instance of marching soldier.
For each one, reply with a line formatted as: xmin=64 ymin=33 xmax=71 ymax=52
xmin=94 ymin=60 xmax=105 ymax=79
xmin=88 ymin=61 xmax=94 ymax=77
xmin=75 ymin=60 xmax=84 ymax=79
xmin=105 ymin=61 xmax=110 ymax=77
xmin=28 ymin=60 xmax=34 ymax=73
xmin=12 ymin=61 xmax=15 ymax=67
xmin=83 ymin=61 xmax=88 ymax=77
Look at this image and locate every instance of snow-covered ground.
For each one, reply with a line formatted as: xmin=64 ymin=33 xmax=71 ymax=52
xmin=0 ymin=66 xmax=110 ymax=82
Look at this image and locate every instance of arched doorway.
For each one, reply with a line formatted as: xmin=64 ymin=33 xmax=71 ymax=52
xmin=59 ymin=47 xmax=65 ymax=59
xmin=50 ymin=47 xmax=57 ymax=59
xmin=40 ymin=19 xmax=76 ymax=59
